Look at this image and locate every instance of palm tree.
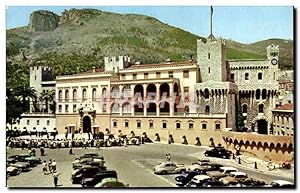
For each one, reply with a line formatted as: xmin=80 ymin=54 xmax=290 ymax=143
xmin=14 ymin=85 xmax=37 ymax=112
xmin=39 ymin=90 xmax=55 ymax=113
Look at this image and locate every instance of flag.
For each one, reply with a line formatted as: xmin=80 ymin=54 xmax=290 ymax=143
xmin=211 ymin=6 xmax=213 ymax=15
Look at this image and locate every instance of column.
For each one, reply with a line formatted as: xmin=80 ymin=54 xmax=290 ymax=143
xmin=272 ymin=90 xmax=276 ymax=108
xmin=156 ymin=83 xmax=160 ymax=101
xmin=169 ymin=83 xmax=174 ymax=116
xmin=131 ymin=84 xmax=135 ymax=98
xmin=156 ymin=103 xmax=160 ymax=116
xmin=131 ymin=103 xmax=135 ymax=116
xmin=119 ymin=104 xmax=123 ymax=116
xmin=144 ymin=103 xmax=147 ymax=116
xmin=143 ymin=84 xmax=147 ymax=101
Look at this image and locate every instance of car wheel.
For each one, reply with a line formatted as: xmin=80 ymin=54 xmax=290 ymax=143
xmin=16 ymin=170 xmax=21 ymax=175
xmin=222 ymin=155 xmax=227 ymax=159
xmin=162 ymin=171 xmax=167 ymax=175
xmin=204 ymin=153 xmax=209 ymax=157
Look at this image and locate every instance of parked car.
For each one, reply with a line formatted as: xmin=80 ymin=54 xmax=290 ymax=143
xmin=80 ymin=153 xmax=102 ymax=159
xmin=7 ymin=166 xmax=21 ymax=176
xmin=73 ymin=158 xmax=105 ymax=170
xmin=175 ymin=171 xmax=205 ymax=186
xmin=228 ymin=171 xmax=248 ymax=181
xmin=240 ymin=178 xmax=266 ymax=187
xmin=81 ymin=170 xmax=117 ymax=187
xmin=7 ymin=158 xmax=17 ymax=164
xmin=185 ymin=175 xmax=212 ymax=187
xmin=204 ymin=147 xmax=232 ymax=159
xmin=94 ymin=178 xmax=128 ymax=187
xmin=71 ymin=165 xmax=107 ymax=184
xmin=24 ymin=156 xmax=42 ymax=166
xmin=206 ymin=167 xmax=238 ymax=179
xmin=10 ymin=162 xmax=31 ymax=172
xmin=202 ymin=178 xmax=225 ymax=187
xmin=270 ymin=180 xmax=294 ymax=187
xmin=9 ymin=154 xmax=31 ymax=162
xmin=154 ymin=161 xmax=186 ymax=175
xmin=218 ymin=176 xmax=241 ymax=187
xmin=128 ymin=136 xmax=140 ymax=145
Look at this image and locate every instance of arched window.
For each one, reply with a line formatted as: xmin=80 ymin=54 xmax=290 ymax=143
xmin=205 ymin=105 xmax=210 ymax=114
xmin=82 ymin=89 xmax=87 ymax=101
xmin=258 ymin=104 xmax=264 ymax=113
xmin=258 ymin=72 xmax=263 ymax=80
xmin=58 ymin=90 xmax=62 ymax=102
xmin=92 ymin=88 xmax=97 ymax=101
xmin=73 ymin=89 xmax=77 ymax=101
xmin=65 ymin=90 xmax=69 ymax=102
xmin=245 ymin=73 xmax=249 ymax=80
xmin=242 ymin=104 xmax=247 ymax=113
xmin=111 ymin=103 xmax=119 ymax=113
xmin=111 ymin=86 xmax=119 ymax=98
xmin=102 ymin=88 xmax=107 ymax=98
xmin=262 ymin=89 xmax=267 ymax=100
xmin=256 ymin=89 xmax=260 ymax=100
xmin=204 ymin=89 xmax=209 ymax=99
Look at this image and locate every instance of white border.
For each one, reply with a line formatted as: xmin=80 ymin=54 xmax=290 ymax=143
xmin=1 ymin=0 xmax=298 ymax=193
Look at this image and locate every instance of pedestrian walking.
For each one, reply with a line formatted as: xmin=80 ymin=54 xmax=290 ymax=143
xmin=48 ymin=159 xmax=53 ymax=173
xmin=52 ymin=170 xmax=60 ymax=187
xmin=69 ymin=148 xmax=73 ymax=155
xmin=40 ymin=147 xmax=45 ymax=156
xmin=42 ymin=161 xmax=48 ymax=175
xmin=51 ymin=159 xmax=57 ymax=171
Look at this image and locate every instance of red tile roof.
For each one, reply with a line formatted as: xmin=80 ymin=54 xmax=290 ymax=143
xmin=125 ymin=61 xmax=196 ymax=69
xmin=275 ymin=103 xmax=293 ymax=110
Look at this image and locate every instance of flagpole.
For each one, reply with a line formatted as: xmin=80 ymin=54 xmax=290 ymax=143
xmin=210 ymin=6 xmax=213 ymax=37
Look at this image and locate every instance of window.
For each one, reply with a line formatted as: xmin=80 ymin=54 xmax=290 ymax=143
xmin=208 ymin=53 xmax=210 ymax=59
xmin=176 ymin=123 xmax=181 ymax=129
xmin=112 ymin=103 xmax=119 ymax=113
xmin=34 ymin=75 xmax=36 ymax=80
xmin=144 ymin=73 xmax=148 ymax=79
xmin=205 ymin=105 xmax=210 ymax=114
xmin=245 ymin=73 xmax=249 ymax=80
xmin=125 ymin=121 xmax=129 ymax=128
xmin=208 ymin=67 xmax=210 ymax=74
xmin=113 ymin=121 xmax=117 ymax=128
xmin=149 ymin=122 xmax=153 ymax=128
xmin=92 ymin=88 xmax=97 ymax=101
xmin=73 ymin=105 xmax=77 ymax=112
xmin=156 ymin=72 xmax=161 ymax=78
xmin=37 ymin=120 xmax=40 ymax=125
xmin=102 ymin=104 xmax=107 ymax=113
xmin=82 ymin=89 xmax=87 ymax=101
xmin=202 ymin=124 xmax=207 ymax=130
xmin=27 ymin=120 xmax=30 ymax=125
xmin=262 ymin=89 xmax=267 ymax=100
xmin=230 ymin=73 xmax=235 ymax=80
xmin=215 ymin=124 xmax=221 ymax=130
xmin=58 ymin=105 xmax=62 ymax=112
xmin=258 ymin=104 xmax=264 ymax=113
xmin=58 ymin=90 xmax=62 ymax=102
xmin=168 ymin=71 xmax=173 ymax=78
xmin=183 ymin=70 xmax=189 ymax=78
xmin=65 ymin=105 xmax=69 ymax=113
xmin=256 ymin=89 xmax=260 ymax=100
xmin=258 ymin=73 xmax=263 ymax=80
xmin=189 ymin=123 xmax=193 ymax=129
xmin=65 ymin=90 xmax=69 ymax=102
xmin=47 ymin=120 xmax=50 ymax=126
xmin=162 ymin=122 xmax=167 ymax=129
xmin=122 ymin=74 xmax=125 ymax=80
xmin=204 ymin=89 xmax=209 ymax=99
xmin=242 ymin=104 xmax=247 ymax=113
xmin=73 ymin=89 xmax=77 ymax=101
xmin=137 ymin=122 xmax=141 ymax=128
xmin=133 ymin=74 xmax=137 ymax=80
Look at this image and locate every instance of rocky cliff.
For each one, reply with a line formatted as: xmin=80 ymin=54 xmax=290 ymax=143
xmin=28 ymin=10 xmax=59 ymax=32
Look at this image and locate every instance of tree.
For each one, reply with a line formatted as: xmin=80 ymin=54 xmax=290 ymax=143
xmin=6 ymin=88 xmax=23 ymax=129
xmin=39 ymin=89 xmax=55 ymax=113
xmin=14 ymin=85 xmax=37 ymax=113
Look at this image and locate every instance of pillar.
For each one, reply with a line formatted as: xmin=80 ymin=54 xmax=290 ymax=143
xmin=119 ymin=104 xmax=123 ymax=116
xmin=156 ymin=83 xmax=160 ymax=101
xmin=169 ymin=83 xmax=174 ymax=116
xmin=144 ymin=103 xmax=147 ymax=116
xmin=156 ymin=103 xmax=160 ymax=117
xmin=131 ymin=103 xmax=135 ymax=116
xmin=143 ymin=84 xmax=147 ymax=101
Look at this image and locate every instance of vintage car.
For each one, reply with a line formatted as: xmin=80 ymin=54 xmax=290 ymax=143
xmin=175 ymin=171 xmax=205 ymax=186
xmin=270 ymin=180 xmax=294 ymax=187
xmin=80 ymin=153 xmax=101 ymax=159
xmin=206 ymin=167 xmax=238 ymax=179
xmin=185 ymin=175 xmax=212 ymax=187
xmin=10 ymin=162 xmax=31 ymax=172
xmin=218 ymin=176 xmax=242 ymax=187
xmin=24 ymin=156 xmax=42 ymax=166
xmin=204 ymin=147 xmax=232 ymax=159
xmin=73 ymin=157 xmax=105 ymax=169
xmin=7 ymin=166 xmax=21 ymax=176
xmin=81 ymin=170 xmax=117 ymax=187
xmin=239 ymin=178 xmax=266 ymax=187
xmin=71 ymin=165 xmax=107 ymax=184
xmin=94 ymin=178 xmax=128 ymax=187
xmin=9 ymin=154 xmax=31 ymax=162
xmin=228 ymin=171 xmax=248 ymax=181
xmin=154 ymin=161 xmax=186 ymax=175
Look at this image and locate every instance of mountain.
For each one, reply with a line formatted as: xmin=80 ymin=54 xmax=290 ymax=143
xmin=6 ymin=8 xmax=293 ymax=89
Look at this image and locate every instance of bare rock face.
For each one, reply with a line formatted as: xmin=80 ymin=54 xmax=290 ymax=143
xmin=28 ymin=10 xmax=59 ymax=32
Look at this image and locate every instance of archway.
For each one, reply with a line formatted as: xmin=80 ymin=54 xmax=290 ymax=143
xmin=83 ymin=116 xmax=91 ymax=133
xmin=160 ymin=83 xmax=170 ymax=97
xmin=257 ymin=119 xmax=268 ymax=134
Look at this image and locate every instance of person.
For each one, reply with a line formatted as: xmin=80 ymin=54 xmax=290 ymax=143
xmin=42 ymin=161 xmax=48 ymax=175
xmin=32 ymin=148 xmax=36 ymax=156
xmin=72 ymin=133 xmax=74 ymax=140
xmin=48 ymin=159 xmax=53 ymax=173
xmin=52 ymin=170 xmax=60 ymax=187
xmin=69 ymin=147 xmax=73 ymax=155
xmin=51 ymin=159 xmax=57 ymax=171
xmin=40 ymin=147 xmax=45 ymax=156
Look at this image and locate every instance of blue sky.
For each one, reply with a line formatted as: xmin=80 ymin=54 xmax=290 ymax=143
xmin=6 ymin=6 xmax=293 ymax=43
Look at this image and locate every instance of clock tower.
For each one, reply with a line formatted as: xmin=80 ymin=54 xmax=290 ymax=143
xmin=267 ymin=44 xmax=279 ymax=82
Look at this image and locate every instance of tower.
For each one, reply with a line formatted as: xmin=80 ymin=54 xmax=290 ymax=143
xmin=267 ymin=44 xmax=279 ymax=82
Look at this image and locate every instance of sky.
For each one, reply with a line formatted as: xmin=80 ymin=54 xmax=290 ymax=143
xmin=6 ymin=6 xmax=293 ymax=44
